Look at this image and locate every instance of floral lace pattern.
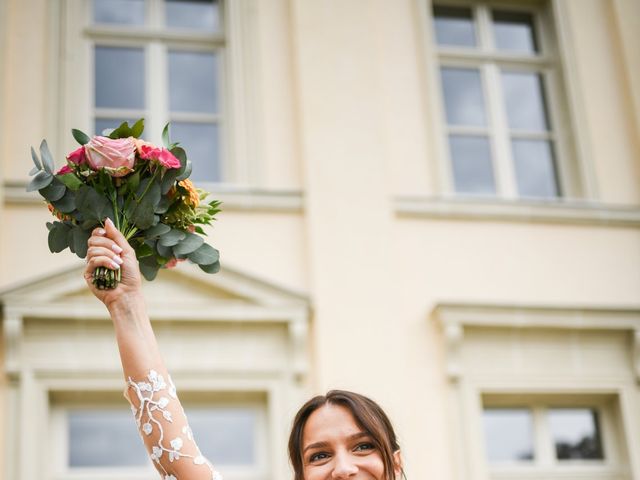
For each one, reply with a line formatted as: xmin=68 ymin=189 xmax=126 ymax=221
xmin=125 ymin=370 xmax=223 ymax=480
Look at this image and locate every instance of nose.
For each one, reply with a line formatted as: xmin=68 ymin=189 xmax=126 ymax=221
xmin=331 ymin=452 xmax=358 ymax=478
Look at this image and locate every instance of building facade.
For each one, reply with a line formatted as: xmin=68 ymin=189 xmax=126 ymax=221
xmin=1 ymin=1 xmax=639 ymax=479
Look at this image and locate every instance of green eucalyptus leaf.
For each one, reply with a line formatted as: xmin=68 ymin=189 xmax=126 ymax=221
xmin=176 ymin=160 xmax=192 ymax=181
xmin=135 ymin=242 xmax=154 ymax=258
xmin=171 ymin=147 xmax=187 ymax=169
xmin=155 ymin=196 xmax=172 ymax=214
xmin=73 ymin=227 xmax=91 ymax=258
xmin=127 ymin=170 xmax=141 ymax=193
xmin=31 ymin=146 xmax=42 ymax=169
xmin=156 ymin=242 xmax=173 ymax=258
xmin=199 ymin=260 xmax=220 ymax=274
xmin=173 ymin=232 xmax=204 ymax=255
xmin=188 ymin=242 xmax=219 ymax=265
xmin=71 ymin=129 xmax=91 ymax=145
xmin=40 ymin=140 xmax=56 ymax=174
xmin=76 ymin=186 xmax=113 ymax=221
xmin=46 ymin=222 xmax=54 ymax=231
xmin=57 ymin=172 xmax=84 ymax=190
xmin=109 ymin=121 xmax=132 ymax=139
xmin=161 ymin=168 xmax=180 ymax=194
xmin=29 ymin=165 xmax=39 ymax=176
xmin=162 ymin=123 xmax=170 ymax=148
xmin=67 ymin=228 xmax=76 ymax=254
xmin=48 ymin=222 xmax=71 ymax=253
xmin=159 ymin=228 xmax=186 ymax=247
xmin=144 ymin=223 xmax=171 ymax=238
xmin=39 ymin=177 xmax=66 ymax=202
xmin=139 ymin=256 xmax=160 ymax=281
xmin=131 ymin=118 xmax=145 ymax=138
xmin=51 ymin=189 xmax=77 ymax=213
xmin=82 ymin=218 xmax=99 ymax=229
xmin=130 ymin=196 xmax=156 ymax=229
xmin=27 ymin=171 xmax=53 ymax=192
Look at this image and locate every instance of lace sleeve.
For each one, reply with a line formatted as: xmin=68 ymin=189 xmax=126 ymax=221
xmin=124 ymin=369 xmax=222 ymax=480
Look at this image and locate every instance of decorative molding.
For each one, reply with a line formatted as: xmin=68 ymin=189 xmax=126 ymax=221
xmin=434 ymin=302 xmax=640 ymax=382
xmin=3 ymin=312 xmax=22 ymax=379
xmin=3 ymin=180 xmax=304 ymax=212
xmin=395 ymin=196 xmax=640 ymax=227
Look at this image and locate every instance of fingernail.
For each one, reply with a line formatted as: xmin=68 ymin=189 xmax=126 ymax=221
xmin=112 ymin=244 xmax=123 ymax=254
xmin=110 ymin=260 xmax=121 ymax=269
xmin=113 ymin=255 xmax=123 ymax=265
xmin=105 ymin=218 xmax=114 ymax=227
xmin=97 ymin=229 xmax=106 ymax=236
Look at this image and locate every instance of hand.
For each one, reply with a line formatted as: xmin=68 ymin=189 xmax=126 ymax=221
xmin=84 ymin=218 xmax=142 ymax=310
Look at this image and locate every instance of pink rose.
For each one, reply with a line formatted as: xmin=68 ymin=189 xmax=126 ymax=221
xmin=138 ymin=144 xmax=181 ymax=169
xmin=56 ymin=164 xmax=73 ymax=175
xmin=164 ymin=257 xmax=186 ymax=269
xmin=84 ymin=136 xmax=136 ymax=177
xmin=66 ymin=146 xmax=87 ymax=165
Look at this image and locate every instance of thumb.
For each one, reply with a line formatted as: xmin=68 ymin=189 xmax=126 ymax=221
xmin=104 ymin=217 xmax=132 ymax=255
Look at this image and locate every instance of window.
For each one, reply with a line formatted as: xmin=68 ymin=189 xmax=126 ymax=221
xmin=481 ymin=394 xmax=626 ymax=479
xmin=51 ymin=391 xmax=269 ymax=480
xmin=88 ymin=0 xmax=224 ymax=182
xmin=432 ymin=2 xmax=568 ymax=199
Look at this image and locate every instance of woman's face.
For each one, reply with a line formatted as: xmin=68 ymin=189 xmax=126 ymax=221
xmin=301 ymin=403 xmax=386 ymax=479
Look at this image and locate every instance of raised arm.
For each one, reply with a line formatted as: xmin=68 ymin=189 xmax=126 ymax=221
xmin=85 ymin=218 xmax=221 ymax=480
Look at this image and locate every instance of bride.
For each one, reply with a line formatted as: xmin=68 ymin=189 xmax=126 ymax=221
xmin=84 ymin=218 xmax=405 ymax=480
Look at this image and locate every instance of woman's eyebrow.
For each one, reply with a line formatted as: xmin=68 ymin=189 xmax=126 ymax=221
xmin=303 ymin=432 xmax=371 ymax=453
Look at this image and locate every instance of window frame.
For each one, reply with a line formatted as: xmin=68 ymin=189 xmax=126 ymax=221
xmin=481 ymin=394 xmax=623 ymax=476
xmin=429 ymin=0 xmax=580 ymax=200
xmin=49 ymin=390 xmax=270 ymax=480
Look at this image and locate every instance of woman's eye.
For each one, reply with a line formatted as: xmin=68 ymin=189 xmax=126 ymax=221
xmin=309 ymin=452 xmax=329 ymax=462
xmin=354 ymin=442 xmax=375 ymax=452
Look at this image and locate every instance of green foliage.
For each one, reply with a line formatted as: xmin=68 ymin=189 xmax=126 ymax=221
xmin=29 ymin=118 xmax=223 ymax=284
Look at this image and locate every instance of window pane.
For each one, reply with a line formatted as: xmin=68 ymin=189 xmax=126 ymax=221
xmin=169 ymin=51 xmax=219 ymax=113
xmin=512 ymin=139 xmax=558 ymax=198
xmin=188 ymin=408 xmax=256 ymax=465
xmin=68 ymin=410 xmax=148 ymax=467
xmin=441 ymin=68 xmax=487 ymax=126
xmin=549 ymin=409 xmax=604 ymax=460
xmin=502 ymin=71 xmax=549 ymax=131
xmin=165 ymin=0 xmax=221 ymax=32
xmin=95 ymin=46 xmax=145 ymax=109
xmin=171 ymin=122 xmax=220 ymax=182
xmin=492 ymin=10 xmax=538 ymax=54
xmin=433 ymin=6 xmax=476 ymax=47
xmin=449 ymin=135 xmax=495 ymax=194
xmin=483 ymin=408 xmax=534 ymax=463
xmin=93 ymin=0 xmax=145 ymax=26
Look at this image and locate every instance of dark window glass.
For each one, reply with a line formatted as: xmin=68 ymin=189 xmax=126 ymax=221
xmin=94 ymin=46 xmax=145 ymax=109
xmin=449 ymin=135 xmax=495 ymax=195
xmin=512 ymin=139 xmax=559 ymax=198
xmin=549 ymin=409 xmax=604 ymax=460
xmin=492 ymin=10 xmax=538 ymax=54
xmin=93 ymin=0 xmax=145 ymax=26
xmin=165 ymin=0 xmax=221 ymax=32
xmin=169 ymin=50 xmax=219 ymax=113
xmin=433 ymin=6 xmax=476 ymax=47
xmin=171 ymin=122 xmax=220 ymax=182
xmin=483 ymin=408 xmax=535 ymax=462
xmin=441 ymin=67 xmax=487 ymax=127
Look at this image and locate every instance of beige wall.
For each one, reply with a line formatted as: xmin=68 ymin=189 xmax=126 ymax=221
xmin=1 ymin=1 xmax=639 ymax=479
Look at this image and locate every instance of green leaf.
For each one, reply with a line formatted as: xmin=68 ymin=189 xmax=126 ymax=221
xmin=76 ymin=186 xmax=113 ymax=221
xmin=27 ymin=171 xmax=53 ymax=192
xmin=67 ymin=228 xmax=76 ymax=254
xmin=130 ymin=196 xmax=156 ymax=229
xmin=199 ymin=261 xmax=220 ymax=274
xmin=159 ymin=228 xmax=186 ymax=247
xmin=73 ymin=227 xmax=91 ymax=258
xmin=139 ymin=256 xmax=160 ymax=281
xmin=144 ymin=223 xmax=171 ymax=238
xmin=81 ymin=218 xmax=99 ymax=230
xmin=176 ymin=160 xmax=192 ymax=181
xmin=48 ymin=222 xmax=71 ymax=253
xmin=126 ymin=170 xmax=141 ymax=194
xmin=40 ymin=140 xmax=56 ymax=174
xmin=194 ymin=225 xmax=206 ymax=235
xmin=52 ymin=189 xmax=77 ymax=213
xmin=39 ymin=177 xmax=66 ymax=202
xmin=156 ymin=242 xmax=173 ymax=258
xmin=31 ymin=146 xmax=42 ymax=169
xmin=188 ymin=242 xmax=219 ymax=265
xmin=155 ymin=195 xmax=172 ymax=214
xmin=173 ymin=232 xmax=204 ymax=255
xmin=57 ymin=172 xmax=84 ymax=190
xmin=109 ymin=121 xmax=132 ymax=139
xmin=161 ymin=168 xmax=180 ymax=194
xmin=171 ymin=147 xmax=187 ymax=170
xmin=71 ymin=129 xmax=91 ymax=145
xmin=162 ymin=123 xmax=170 ymax=148
xmin=135 ymin=242 xmax=154 ymax=258
xmin=131 ymin=118 xmax=145 ymax=138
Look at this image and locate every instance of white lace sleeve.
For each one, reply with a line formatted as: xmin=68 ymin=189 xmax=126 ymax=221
xmin=125 ymin=369 xmax=222 ymax=480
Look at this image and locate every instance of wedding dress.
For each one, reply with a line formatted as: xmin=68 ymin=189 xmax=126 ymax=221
xmin=125 ymin=369 xmax=222 ymax=480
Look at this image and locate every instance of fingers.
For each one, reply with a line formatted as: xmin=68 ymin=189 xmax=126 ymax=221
xmin=104 ymin=218 xmax=134 ymax=256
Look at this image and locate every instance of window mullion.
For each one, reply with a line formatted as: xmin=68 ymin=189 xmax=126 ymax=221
xmin=536 ymin=405 xmax=554 ymax=467
xmin=147 ymin=42 xmax=167 ymax=144
xmin=485 ymin=63 xmax=515 ymax=198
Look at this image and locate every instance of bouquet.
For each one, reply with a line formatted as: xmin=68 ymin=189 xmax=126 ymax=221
xmin=27 ymin=119 xmax=221 ymax=289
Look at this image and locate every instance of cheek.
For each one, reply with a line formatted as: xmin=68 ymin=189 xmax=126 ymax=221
xmin=363 ymin=453 xmax=386 ymax=479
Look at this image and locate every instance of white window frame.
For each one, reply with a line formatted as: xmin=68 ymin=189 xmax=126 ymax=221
xmin=428 ymin=0 xmax=581 ymax=200
xmin=58 ymin=0 xmax=263 ymax=188
xmin=50 ymin=391 xmax=269 ymax=480
xmin=481 ymin=393 xmax=625 ymax=479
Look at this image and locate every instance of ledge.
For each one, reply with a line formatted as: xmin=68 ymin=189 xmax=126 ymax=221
xmin=3 ymin=181 xmax=304 ymax=213
xmin=395 ymin=196 xmax=640 ymax=228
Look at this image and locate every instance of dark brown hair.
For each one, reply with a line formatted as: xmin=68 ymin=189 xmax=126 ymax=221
xmin=288 ymin=390 xmax=403 ymax=480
